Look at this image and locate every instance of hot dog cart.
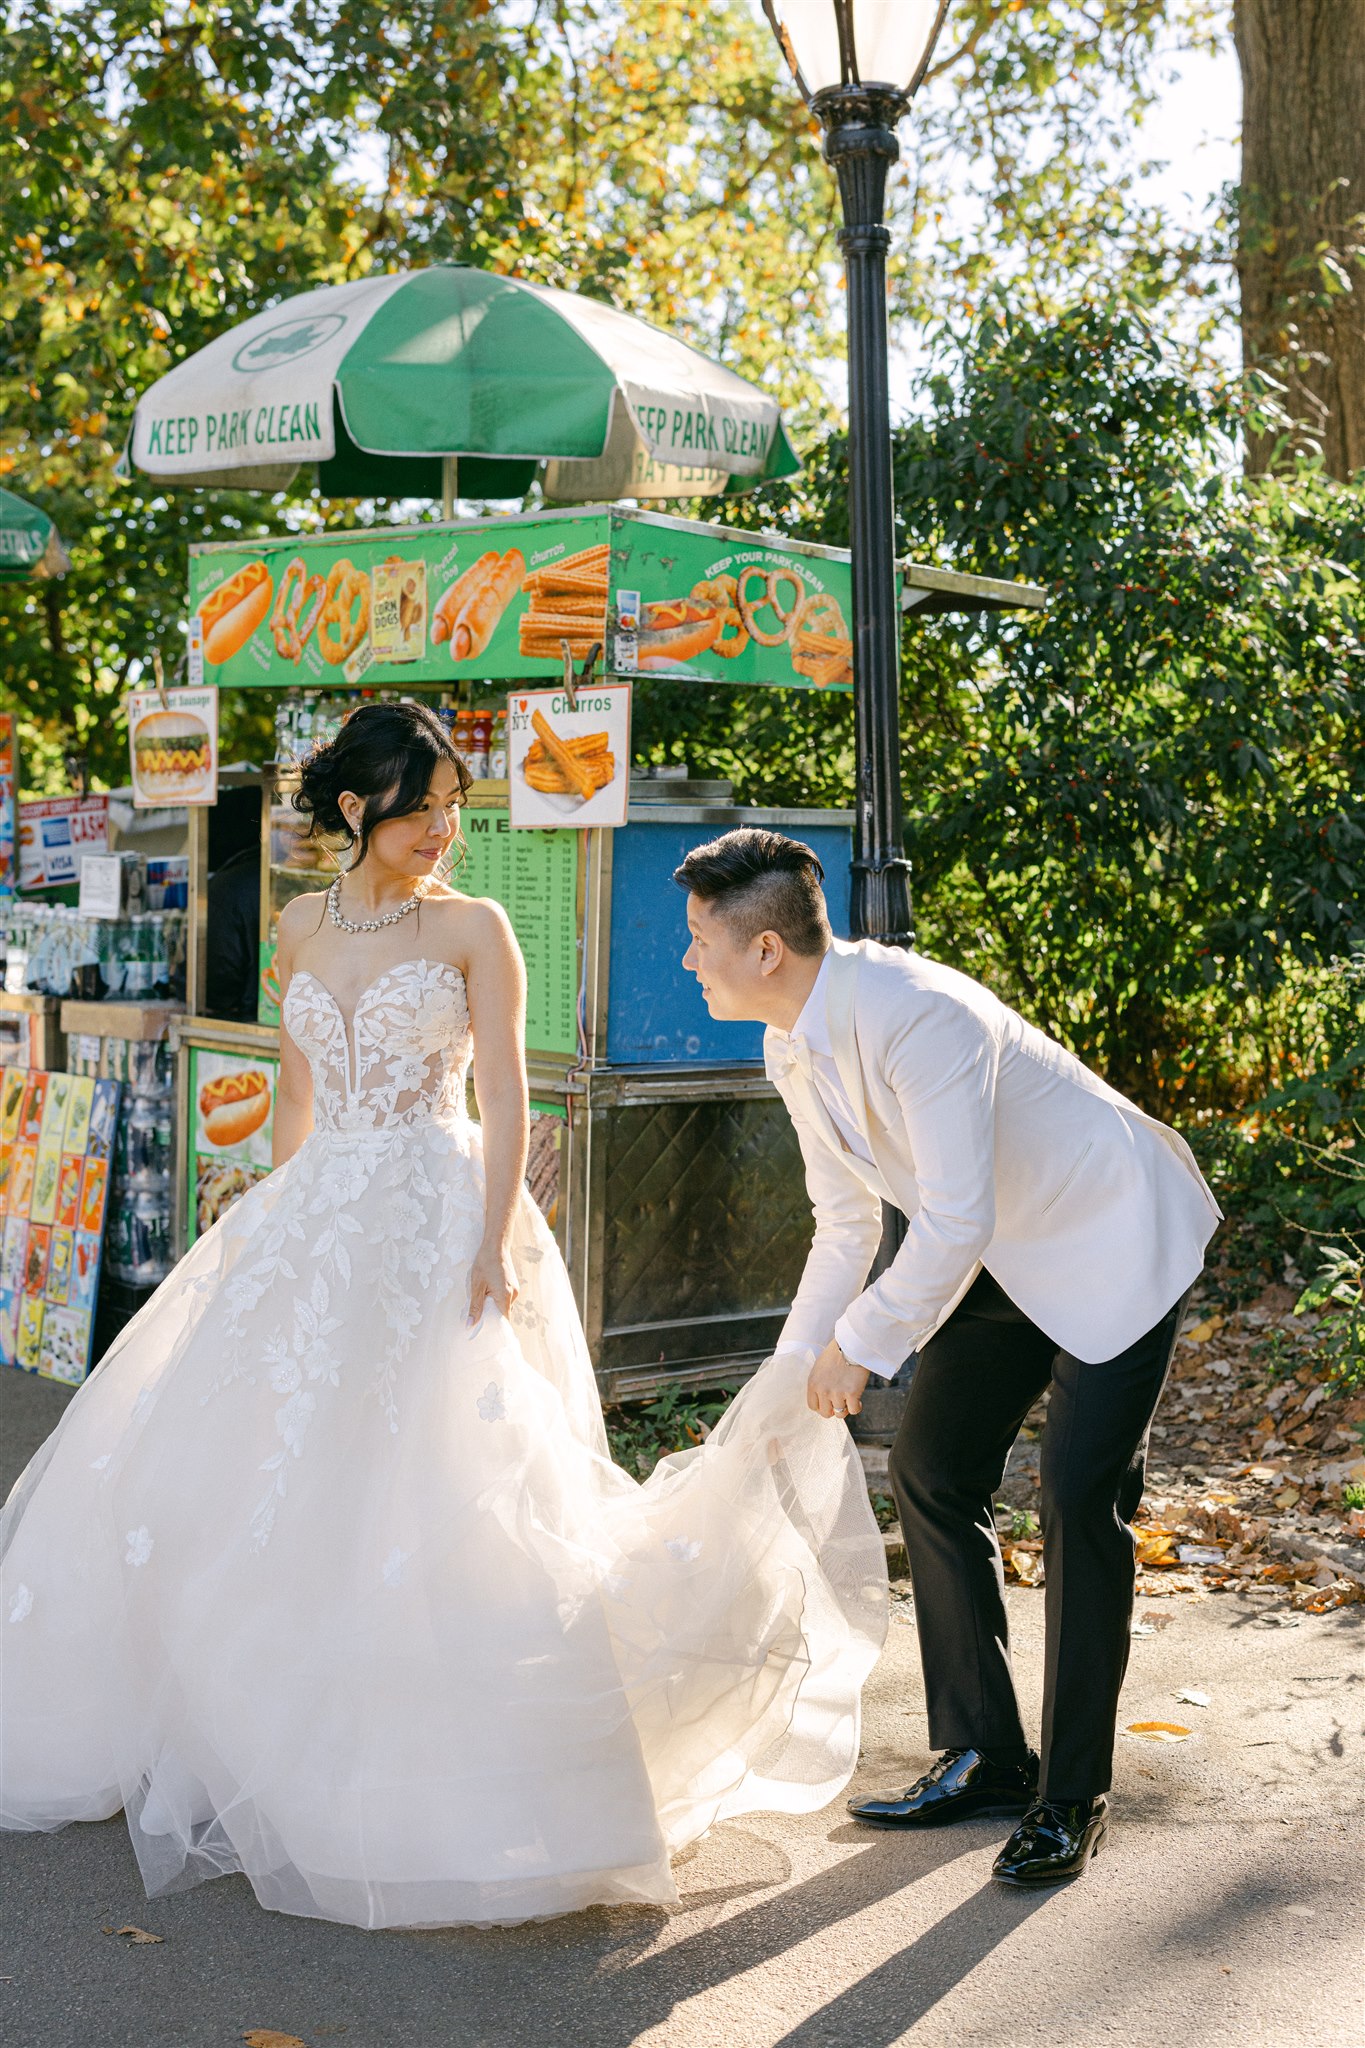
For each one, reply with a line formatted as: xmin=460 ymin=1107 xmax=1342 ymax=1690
xmin=173 ymin=507 xmax=1043 ymax=1404
xmin=173 ymin=507 xmax=858 ymax=1396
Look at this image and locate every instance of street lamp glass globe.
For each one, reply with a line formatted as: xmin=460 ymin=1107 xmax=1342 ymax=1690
xmin=765 ymin=0 xmax=947 ymax=96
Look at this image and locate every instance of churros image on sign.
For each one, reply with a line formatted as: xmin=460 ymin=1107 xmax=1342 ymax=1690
xmin=518 ymin=545 xmax=609 ymax=661
xmin=525 ymin=710 xmax=618 ymax=807
xmin=523 ymin=728 xmax=616 ymax=796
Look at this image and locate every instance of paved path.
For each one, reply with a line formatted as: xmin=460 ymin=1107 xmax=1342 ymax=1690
xmin=2 ymin=1371 xmax=1362 ymax=2048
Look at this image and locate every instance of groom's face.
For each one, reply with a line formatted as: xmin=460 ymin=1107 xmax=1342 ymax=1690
xmin=682 ymin=893 xmax=771 ymax=1020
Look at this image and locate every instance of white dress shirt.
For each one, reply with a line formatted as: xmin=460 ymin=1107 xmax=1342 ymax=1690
xmin=774 ymin=954 xmax=906 ymax=1380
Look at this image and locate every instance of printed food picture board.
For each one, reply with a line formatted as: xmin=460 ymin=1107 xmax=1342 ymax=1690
xmin=508 ymin=683 xmax=631 ymax=830
xmin=126 ymin=684 xmax=220 ymax=808
xmin=0 ymin=713 xmax=17 ymax=898
xmin=186 ymin=1047 xmax=279 ymax=1243
xmin=186 ymin=508 xmax=857 ymax=696
xmin=0 ymin=1068 xmax=121 ymax=1385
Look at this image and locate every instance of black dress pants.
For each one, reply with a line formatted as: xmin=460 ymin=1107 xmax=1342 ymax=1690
xmin=889 ymin=1268 xmax=1190 ymax=1801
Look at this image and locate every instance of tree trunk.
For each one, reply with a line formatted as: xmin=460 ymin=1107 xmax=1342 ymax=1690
xmin=1233 ymin=0 xmax=1365 ymax=478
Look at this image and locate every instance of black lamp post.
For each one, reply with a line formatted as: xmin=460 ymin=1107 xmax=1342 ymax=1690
xmin=762 ymin=0 xmax=949 ymax=947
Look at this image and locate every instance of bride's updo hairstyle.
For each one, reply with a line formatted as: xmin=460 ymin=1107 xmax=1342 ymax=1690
xmin=294 ymin=700 xmax=471 ymax=866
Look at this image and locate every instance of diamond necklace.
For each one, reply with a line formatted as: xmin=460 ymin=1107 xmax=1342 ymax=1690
xmin=327 ymin=873 xmax=429 ymax=935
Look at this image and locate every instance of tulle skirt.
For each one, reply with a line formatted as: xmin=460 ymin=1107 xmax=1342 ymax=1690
xmin=0 ymin=1112 xmax=886 ymax=1928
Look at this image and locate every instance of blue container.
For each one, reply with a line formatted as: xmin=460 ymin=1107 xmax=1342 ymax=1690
xmin=604 ymin=810 xmax=853 ymax=1066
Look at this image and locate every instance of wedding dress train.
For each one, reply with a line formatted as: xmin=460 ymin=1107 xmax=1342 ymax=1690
xmin=0 ymin=958 xmax=886 ymax=1928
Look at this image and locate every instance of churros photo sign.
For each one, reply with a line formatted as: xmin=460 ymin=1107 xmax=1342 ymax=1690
xmin=508 ymin=683 xmax=632 ymax=830
xmin=187 ymin=509 xmax=861 ymax=695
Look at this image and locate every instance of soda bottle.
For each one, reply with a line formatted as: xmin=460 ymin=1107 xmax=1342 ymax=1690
xmin=471 ymin=709 xmax=492 ymax=780
xmin=489 ymin=709 xmax=508 ymax=779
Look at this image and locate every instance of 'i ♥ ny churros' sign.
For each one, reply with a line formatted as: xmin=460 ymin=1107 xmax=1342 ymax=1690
xmin=507 ymin=683 xmax=632 ymax=830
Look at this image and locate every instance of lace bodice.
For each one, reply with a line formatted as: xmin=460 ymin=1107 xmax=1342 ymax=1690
xmin=283 ymin=960 xmax=472 ymax=1135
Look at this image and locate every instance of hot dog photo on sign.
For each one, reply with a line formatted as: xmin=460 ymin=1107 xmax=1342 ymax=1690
xmin=190 ymin=1049 xmax=277 ymax=1237
xmin=507 ymin=683 xmax=632 ymax=831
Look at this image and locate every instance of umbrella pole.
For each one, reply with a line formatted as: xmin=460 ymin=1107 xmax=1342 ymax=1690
xmin=442 ymin=456 xmax=458 ymax=521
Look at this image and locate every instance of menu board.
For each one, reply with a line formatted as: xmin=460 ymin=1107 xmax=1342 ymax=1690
xmin=186 ymin=1046 xmax=278 ymax=1244
xmin=0 ymin=1068 xmax=120 ymax=1384
xmin=460 ymin=807 xmax=579 ymax=1056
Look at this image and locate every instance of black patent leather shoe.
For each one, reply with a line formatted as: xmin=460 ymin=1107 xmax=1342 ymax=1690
xmin=991 ymin=1796 xmax=1108 ymax=1885
xmin=847 ymin=1747 xmax=1039 ymax=1829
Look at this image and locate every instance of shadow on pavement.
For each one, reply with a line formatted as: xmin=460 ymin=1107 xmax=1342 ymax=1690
xmin=770 ymin=1880 xmax=1052 ymax=2047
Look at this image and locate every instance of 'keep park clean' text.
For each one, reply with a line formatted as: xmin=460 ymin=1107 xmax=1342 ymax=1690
xmin=145 ymin=402 xmax=322 ymax=459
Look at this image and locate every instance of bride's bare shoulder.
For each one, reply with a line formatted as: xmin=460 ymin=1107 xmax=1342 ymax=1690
xmin=277 ymin=890 xmax=330 ymax=943
xmin=420 ymin=889 xmax=520 ymax=965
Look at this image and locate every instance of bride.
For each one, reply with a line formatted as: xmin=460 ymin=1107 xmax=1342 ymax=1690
xmin=0 ymin=700 xmax=885 ymax=1930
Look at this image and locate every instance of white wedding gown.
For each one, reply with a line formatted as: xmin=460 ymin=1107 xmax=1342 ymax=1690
xmin=0 ymin=959 xmax=886 ymax=1929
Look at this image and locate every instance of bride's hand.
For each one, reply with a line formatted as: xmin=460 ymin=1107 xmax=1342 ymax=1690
xmin=467 ymin=1239 xmax=519 ymax=1328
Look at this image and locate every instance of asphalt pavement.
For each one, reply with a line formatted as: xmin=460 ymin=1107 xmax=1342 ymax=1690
xmin=2 ymin=1369 xmax=1362 ymax=2048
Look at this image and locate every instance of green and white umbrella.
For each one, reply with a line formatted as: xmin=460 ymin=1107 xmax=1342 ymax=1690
xmin=128 ymin=266 xmax=800 ymax=505
xmin=0 ymin=487 xmax=71 ymax=582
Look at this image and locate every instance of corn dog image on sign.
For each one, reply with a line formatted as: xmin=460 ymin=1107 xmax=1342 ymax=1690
xmin=508 ymin=682 xmax=632 ymax=830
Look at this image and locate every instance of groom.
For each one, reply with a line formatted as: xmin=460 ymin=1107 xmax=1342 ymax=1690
xmin=676 ymin=828 xmax=1220 ymax=1886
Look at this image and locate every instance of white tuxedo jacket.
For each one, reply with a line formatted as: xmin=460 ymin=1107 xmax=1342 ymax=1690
xmin=765 ymin=939 xmax=1221 ymax=1371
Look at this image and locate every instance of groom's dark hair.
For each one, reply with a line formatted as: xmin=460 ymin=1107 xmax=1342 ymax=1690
xmin=674 ymin=828 xmax=831 ymax=956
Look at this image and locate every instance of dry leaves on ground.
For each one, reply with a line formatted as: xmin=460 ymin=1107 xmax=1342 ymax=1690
xmin=102 ymin=1925 xmax=163 ymax=1944
xmin=242 ymin=2032 xmax=308 ymax=2048
xmin=996 ymin=1283 xmax=1365 ymax=1609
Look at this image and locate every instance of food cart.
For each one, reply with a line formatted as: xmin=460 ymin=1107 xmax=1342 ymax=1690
xmin=173 ymin=508 xmax=857 ymax=1396
xmin=171 ymin=507 xmax=1043 ymax=1404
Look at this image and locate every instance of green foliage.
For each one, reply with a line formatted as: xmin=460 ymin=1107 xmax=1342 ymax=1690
xmin=604 ymin=1383 xmax=736 ymax=1480
xmin=642 ymin=301 xmax=1365 ymax=1119
xmin=902 ymin=1 xmax=1229 ymax=352
xmin=0 ymin=0 xmax=835 ymax=790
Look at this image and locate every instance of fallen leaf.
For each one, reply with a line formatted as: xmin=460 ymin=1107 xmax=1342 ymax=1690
xmin=243 ymin=2033 xmax=308 ymax=2048
xmin=1138 ymin=1608 xmax=1174 ymax=1631
xmin=1178 ymin=1544 xmax=1225 ymax=1566
xmin=1124 ymin=1721 xmax=1193 ymax=1742
xmin=1283 ymin=1905 xmax=1316 ymax=1919
xmin=114 ymin=1926 xmax=163 ymax=1945
xmin=1182 ymin=1317 xmax=1222 ymax=1344
xmin=1274 ymin=1487 xmax=1301 ymax=1509
xmin=1174 ymin=1688 xmax=1211 ymax=1707
xmin=1136 ymin=1528 xmax=1180 ymax=1567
